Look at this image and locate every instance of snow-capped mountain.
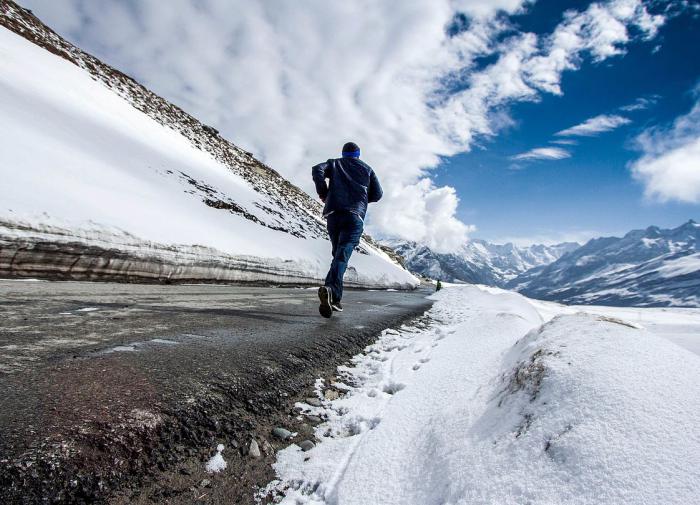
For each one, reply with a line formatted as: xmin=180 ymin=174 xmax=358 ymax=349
xmin=510 ymin=220 xmax=700 ymax=307
xmin=385 ymin=239 xmax=579 ymax=286
xmin=0 ymin=3 xmax=416 ymax=288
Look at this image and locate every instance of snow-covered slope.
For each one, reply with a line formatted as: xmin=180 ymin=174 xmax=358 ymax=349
xmin=0 ymin=3 xmax=416 ymax=288
xmin=386 ymin=238 xmax=578 ymax=286
xmin=266 ymin=285 xmax=700 ymax=504
xmin=510 ymin=220 xmax=700 ymax=307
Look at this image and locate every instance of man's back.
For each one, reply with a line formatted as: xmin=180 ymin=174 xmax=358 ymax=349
xmin=312 ymin=157 xmax=382 ymax=219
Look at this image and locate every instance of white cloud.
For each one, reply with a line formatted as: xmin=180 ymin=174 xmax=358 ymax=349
xmin=550 ymin=138 xmax=578 ymax=145
xmin=556 ymin=114 xmax=631 ymax=137
xmin=631 ymin=93 xmax=700 ymax=203
xmin=18 ymin=0 xmax=665 ymax=251
xmin=368 ymin=179 xmax=476 ymax=253
xmin=511 ymin=146 xmax=571 ymax=161
xmin=523 ymin=0 xmax=665 ymax=95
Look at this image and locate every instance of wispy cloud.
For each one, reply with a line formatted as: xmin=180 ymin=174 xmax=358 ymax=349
xmin=620 ymin=96 xmax=659 ymax=112
xmin=511 ymin=147 xmax=571 ymax=161
xmin=550 ymin=138 xmax=578 ymax=146
xmin=556 ymin=114 xmax=631 ymax=137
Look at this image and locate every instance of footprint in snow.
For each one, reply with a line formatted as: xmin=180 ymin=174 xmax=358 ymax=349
xmin=382 ymin=381 xmax=406 ymax=395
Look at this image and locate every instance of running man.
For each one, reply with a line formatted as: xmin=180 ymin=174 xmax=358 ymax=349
xmin=312 ymin=142 xmax=383 ymax=318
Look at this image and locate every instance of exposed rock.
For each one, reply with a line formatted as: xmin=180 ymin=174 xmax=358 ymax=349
xmin=272 ymin=427 xmax=293 ymax=440
xmin=305 ymin=397 xmax=322 ymax=407
xmin=323 ymin=389 xmax=340 ymax=401
xmin=248 ymin=439 xmax=261 ymax=459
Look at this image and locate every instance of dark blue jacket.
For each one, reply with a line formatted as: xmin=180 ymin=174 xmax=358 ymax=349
xmin=312 ymin=157 xmax=383 ymax=219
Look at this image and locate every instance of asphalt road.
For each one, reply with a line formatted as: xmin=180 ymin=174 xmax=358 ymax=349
xmin=0 ymin=280 xmax=433 ymax=504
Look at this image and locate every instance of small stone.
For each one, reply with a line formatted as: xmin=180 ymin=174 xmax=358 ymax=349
xmin=298 ymin=440 xmax=315 ymax=452
xmin=272 ymin=427 xmax=292 ymax=440
xmin=305 ymin=397 xmax=322 ymax=407
xmin=306 ymin=415 xmax=322 ymax=424
xmin=199 ymin=479 xmax=211 ymax=488
xmin=248 ymin=439 xmax=261 ymax=458
xmin=324 ymin=389 xmax=340 ymax=400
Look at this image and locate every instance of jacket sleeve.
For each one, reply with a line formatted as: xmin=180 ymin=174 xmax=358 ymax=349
xmin=367 ymin=169 xmax=383 ymax=203
xmin=312 ymin=161 xmax=332 ymax=199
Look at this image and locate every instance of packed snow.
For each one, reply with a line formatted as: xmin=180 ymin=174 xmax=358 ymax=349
xmin=263 ymin=285 xmax=700 ymax=504
xmin=0 ymin=26 xmax=416 ymax=289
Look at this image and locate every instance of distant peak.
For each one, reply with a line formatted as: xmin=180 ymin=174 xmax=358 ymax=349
xmin=674 ymin=219 xmax=699 ymax=231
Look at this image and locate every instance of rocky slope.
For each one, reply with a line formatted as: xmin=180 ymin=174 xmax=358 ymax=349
xmin=386 ymin=238 xmax=578 ymax=286
xmin=0 ymin=1 xmax=416 ymax=288
xmin=509 ymin=220 xmax=700 ymax=307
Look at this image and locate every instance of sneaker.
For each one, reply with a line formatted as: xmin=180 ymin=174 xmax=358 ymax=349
xmin=331 ymin=301 xmax=343 ymax=312
xmin=318 ymin=286 xmax=333 ymax=318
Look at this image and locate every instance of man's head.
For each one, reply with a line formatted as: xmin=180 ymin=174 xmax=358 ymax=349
xmin=342 ymin=142 xmax=361 ymax=158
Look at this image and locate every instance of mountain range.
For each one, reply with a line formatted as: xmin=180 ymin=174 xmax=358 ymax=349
xmin=509 ymin=220 xmax=700 ymax=307
xmin=385 ymin=239 xmax=579 ymax=286
xmin=388 ymin=220 xmax=700 ymax=307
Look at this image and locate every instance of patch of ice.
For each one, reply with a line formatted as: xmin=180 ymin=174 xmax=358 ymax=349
xmin=148 ymin=338 xmax=178 ymax=345
xmin=0 ymin=278 xmax=45 ymax=282
xmin=105 ymin=345 xmax=136 ymax=353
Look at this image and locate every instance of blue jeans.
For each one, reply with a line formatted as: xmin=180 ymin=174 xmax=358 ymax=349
xmin=324 ymin=211 xmax=364 ymax=302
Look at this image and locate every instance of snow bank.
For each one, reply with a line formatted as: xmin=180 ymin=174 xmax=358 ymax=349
xmin=266 ymin=285 xmax=700 ymax=504
xmin=0 ymin=22 xmax=416 ymax=288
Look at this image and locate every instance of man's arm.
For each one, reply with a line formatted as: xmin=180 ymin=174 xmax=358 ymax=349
xmin=368 ymin=169 xmax=383 ymax=203
xmin=312 ymin=161 xmax=332 ymax=201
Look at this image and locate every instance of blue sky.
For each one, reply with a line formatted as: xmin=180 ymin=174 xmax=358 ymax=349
xmin=434 ymin=0 xmax=700 ymax=243
xmin=20 ymin=0 xmax=700 ymax=249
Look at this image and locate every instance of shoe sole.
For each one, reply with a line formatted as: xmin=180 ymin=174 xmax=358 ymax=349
xmin=332 ymin=305 xmax=343 ymax=312
xmin=318 ymin=286 xmax=333 ymax=318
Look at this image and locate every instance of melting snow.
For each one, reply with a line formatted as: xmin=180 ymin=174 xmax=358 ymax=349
xmin=205 ymin=444 xmax=227 ymax=474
